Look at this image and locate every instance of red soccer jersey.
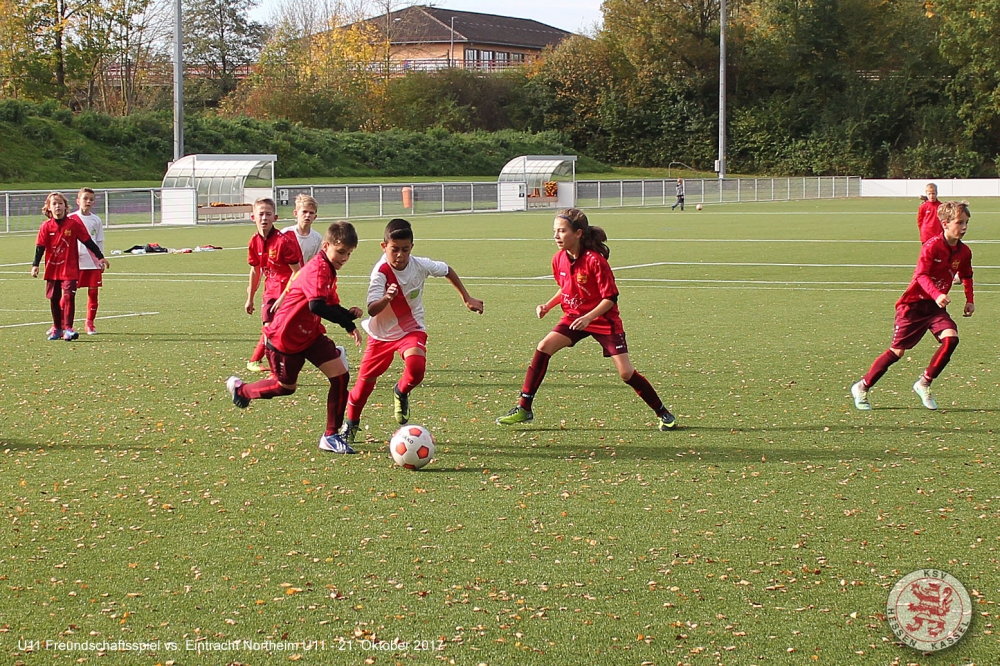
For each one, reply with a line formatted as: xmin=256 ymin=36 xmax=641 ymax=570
xmin=35 ymin=215 xmax=92 ymax=281
xmin=248 ymin=228 xmax=303 ymax=300
xmin=897 ymin=235 xmax=973 ymax=308
xmin=265 ymin=253 xmax=340 ymax=354
xmin=917 ymin=199 xmax=942 ymax=243
xmin=552 ymin=248 xmax=624 ymax=335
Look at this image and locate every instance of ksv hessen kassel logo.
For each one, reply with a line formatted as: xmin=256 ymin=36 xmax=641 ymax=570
xmin=886 ymin=569 xmax=972 ymax=652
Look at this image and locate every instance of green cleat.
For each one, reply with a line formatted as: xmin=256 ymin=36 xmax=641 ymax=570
xmin=496 ymin=406 xmax=534 ymax=425
xmin=658 ymin=411 xmax=677 ymax=430
xmin=246 ymin=360 xmax=267 ymax=373
xmin=393 ymin=386 xmax=409 ymax=424
xmin=339 ymin=419 xmax=359 ymax=445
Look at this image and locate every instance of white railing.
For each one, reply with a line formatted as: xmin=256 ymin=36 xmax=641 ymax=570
xmin=0 ymin=176 xmax=861 ymax=233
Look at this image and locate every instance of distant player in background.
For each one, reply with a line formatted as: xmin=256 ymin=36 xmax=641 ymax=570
xmin=497 ymin=208 xmax=677 ymax=431
xmin=30 ymin=192 xmax=109 ymax=341
xmin=852 ymin=201 xmax=974 ymax=411
xmin=226 ymin=222 xmax=363 ymax=454
xmin=73 ymin=188 xmax=104 ymax=335
xmin=340 ymin=218 xmax=484 ymax=446
xmin=283 ymin=194 xmax=323 ymax=264
xmin=671 ymin=178 xmax=685 ymax=211
xmin=917 ymin=183 xmax=941 ymax=243
xmin=245 ymin=198 xmax=303 ymax=373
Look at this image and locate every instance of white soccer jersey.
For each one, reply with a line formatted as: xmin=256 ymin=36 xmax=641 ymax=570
xmin=75 ymin=211 xmax=104 ymax=270
xmin=361 ymin=255 xmax=449 ymax=341
xmin=283 ymin=225 xmax=323 ymax=263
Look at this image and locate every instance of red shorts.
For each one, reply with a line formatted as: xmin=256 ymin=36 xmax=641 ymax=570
xmin=552 ymin=322 xmax=628 ymax=357
xmin=45 ymin=279 xmax=77 ymax=300
xmin=261 ymin=296 xmax=279 ymax=324
xmin=891 ymin=301 xmax=957 ymax=350
xmin=78 ymin=269 xmax=103 ymax=288
xmin=357 ymin=332 xmax=428 ymax=382
xmin=265 ymin=335 xmax=341 ymax=385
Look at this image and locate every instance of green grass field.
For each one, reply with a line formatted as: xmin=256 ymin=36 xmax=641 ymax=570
xmin=1 ymin=198 xmax=998 ymax=665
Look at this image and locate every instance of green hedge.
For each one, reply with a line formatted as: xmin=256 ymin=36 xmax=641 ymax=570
xmin=0 ymin=101 xmax=608 ymax=184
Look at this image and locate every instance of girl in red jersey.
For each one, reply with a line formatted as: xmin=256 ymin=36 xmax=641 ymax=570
xmin=497 ymin=208 xmax=677 ymax=430
xmin=30 ymin=192 xmax=109 ymax=341
xmin=851 ymin=201 xmax=974 ymax=411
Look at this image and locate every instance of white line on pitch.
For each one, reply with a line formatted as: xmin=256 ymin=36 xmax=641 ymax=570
xmin=0 ymin=311 xmax=159 ymax=330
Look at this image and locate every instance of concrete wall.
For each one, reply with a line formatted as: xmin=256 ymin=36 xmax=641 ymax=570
xmin=861 ymin=179 xmax=1000 ymax=197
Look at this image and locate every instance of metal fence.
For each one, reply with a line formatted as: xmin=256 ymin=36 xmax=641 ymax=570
xmin=1 ymin=176 xmax=860 ymax=233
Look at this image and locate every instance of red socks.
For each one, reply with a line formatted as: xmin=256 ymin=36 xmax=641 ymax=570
xmin=86 ymin=287 xmax=98 ymax=325
xmin=60 ymin=286 xmax=76 ymax=330
xmin=625 ymin=371 xmax=667 ymax=416
xmin=347 ymin=379 xmax=376 ymax=423
xmin=397 ymin=354 xmax=426 ymax=395
xmin=326 ymin=374 xmax=349 ymax=435
xmin=862 ymin=350 xmax=901 ymax=389
xmin=249 ymin=334 xmax=266 ymax=363
xmin=924 ymin=337 xmax=959 ymax=382
xmin=241 ymin=378 xmax=294 ymax=401
xmin=518 ymin=350 xmax=551 ymax=409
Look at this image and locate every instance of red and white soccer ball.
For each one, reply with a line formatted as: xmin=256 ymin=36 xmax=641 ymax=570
xmin=389 ymin=425 xmax=435 ymax=470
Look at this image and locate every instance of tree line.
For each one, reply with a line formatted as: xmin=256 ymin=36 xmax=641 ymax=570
xmin=1 ymin=0 xmax=998 ymax=177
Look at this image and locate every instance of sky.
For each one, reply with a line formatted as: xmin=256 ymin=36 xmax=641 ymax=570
xmin=249 ymin=0 xmax=605 ymax=34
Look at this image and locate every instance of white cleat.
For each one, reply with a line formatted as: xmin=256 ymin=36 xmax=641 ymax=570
xmin=913 ymin=380 xmax=937 ymax=410
xmin=851 ymin=380 xmax=871 ymax=411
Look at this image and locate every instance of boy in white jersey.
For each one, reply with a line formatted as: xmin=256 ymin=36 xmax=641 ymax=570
xmin=282 ymin=194 xmax=323 ymax=264
xmin=341 ymin=218 xmax=484 ymax=444
xmin=73 ymin=188 xmax=104 ymax=334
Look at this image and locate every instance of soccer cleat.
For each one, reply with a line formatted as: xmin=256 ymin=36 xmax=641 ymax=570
xmin=85 ymin=322 xmax=97 ymax=335
xmin=913 ymin=380 xmax=938 ymax=410
xmin=318 ymin=433 xmax=356 ymax=454
xmin=658 ymin=411 xmax=678 ymax=430
xmin=225 ymin=375 xmax=250 ymax=409
xmin=339 ymin=419 xmax=360 ymax=445
xmin=47 ymin=327 xmax=63 ymax=341
xmin=496 ymin=405 xmax=534 ymax=425
xmin=393 ymin=386 xmax=409 ymax=425
xmin=246 ymin=360 xmax=267 ymax=373
xmin=851 ymin=380 xmax=872 ymax=411
xmin=63 ymin=328 xmax=79 ymax=341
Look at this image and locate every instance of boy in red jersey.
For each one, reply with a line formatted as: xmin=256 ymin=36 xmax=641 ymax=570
xmin=226 ymin=222 xmax=363 ymax=454
xmin=244 ymin=198 xmax=303 ymax=373
xmin=72 ymin=188 xmax=104 ymax=335
xmin=30 ymin=192 xmax=109 ymax=341
xmin=916 ymin=183 xmax=941 ymax=243
xmin=497 ymin=208 xmax=677 ymax=430
xmin=339 ymin=218 xmax=483 ymax=445
xmin=852 ymin=201 xmax=974 ymax=411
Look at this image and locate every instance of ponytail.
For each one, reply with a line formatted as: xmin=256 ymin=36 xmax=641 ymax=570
xmin=556 ymin=208 xmax=610 ymax=259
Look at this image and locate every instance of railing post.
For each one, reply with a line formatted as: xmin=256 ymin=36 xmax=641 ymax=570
xmin=619 ymin=180 xmax=623 ymax=208
xmin=641 ymin=180 xmax=645 ymax=207
xmin=150 ymin=189 xmax=155 ymax=225
xmin=104 ymin=191 xmax=110 ymax=227
xmin=470 ymin=183 xmax=475 ymax=212
xmin=597 ymin=182 xmax=601 ymax=208
xmin=345 ymin=185 xmax=350 ymax=219
xmin=441 ymin=183 xmax=445 ymax=213
xmin=4 ymin=192 xmax=9 ymax=233
xmin=379 ymin=185 xmax=383 ymax=218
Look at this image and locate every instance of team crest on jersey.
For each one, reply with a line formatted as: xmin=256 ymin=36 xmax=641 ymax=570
xmin=576 ymin=273 xmax=588 ymax=284
xmin=886 ymin=569 xmax=971 ymax=652
xmin=408 ymin=289 xmax=420 ymax=300
xmin=268 ymin=248 xmax=278 ymax=259
xmin=952 ymin=260 xmax=960 ymax=271
xmin=63 ymin=229 xmax=73 ymax=237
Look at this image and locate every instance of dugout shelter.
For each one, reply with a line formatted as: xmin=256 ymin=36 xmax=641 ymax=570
xmin=497 ymin=155 xmax=577 ymax=211
xmin=160 ymin=154 xmax=276 ymax=225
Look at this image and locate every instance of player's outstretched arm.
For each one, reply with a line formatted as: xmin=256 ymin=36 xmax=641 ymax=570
xmin=445 ymin=266 xmax=483 ymax=314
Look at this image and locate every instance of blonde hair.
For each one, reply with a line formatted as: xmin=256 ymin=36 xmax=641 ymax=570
xmin=938 ymin=201 xmax=970 ymax=224
xmin=42 ymin=192 xmax=69 ymax=219
xmin=294 ymin=194 xmax=317 ymax=211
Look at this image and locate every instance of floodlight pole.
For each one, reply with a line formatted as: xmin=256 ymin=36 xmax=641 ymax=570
xmin=717 ymin=0 xmax=727 ymax=179
xmin=173 ymin=0 xmax=184 ymax=161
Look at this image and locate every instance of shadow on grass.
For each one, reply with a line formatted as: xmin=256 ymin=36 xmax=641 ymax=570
xmin=0 ymin=439 xmax=153 ymax=451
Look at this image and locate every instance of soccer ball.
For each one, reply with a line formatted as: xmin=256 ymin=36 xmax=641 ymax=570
xmin=389 ymin=425 xmax=435 ymax=470
xmin=696 ymin=204 xmax=703 ymax=211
